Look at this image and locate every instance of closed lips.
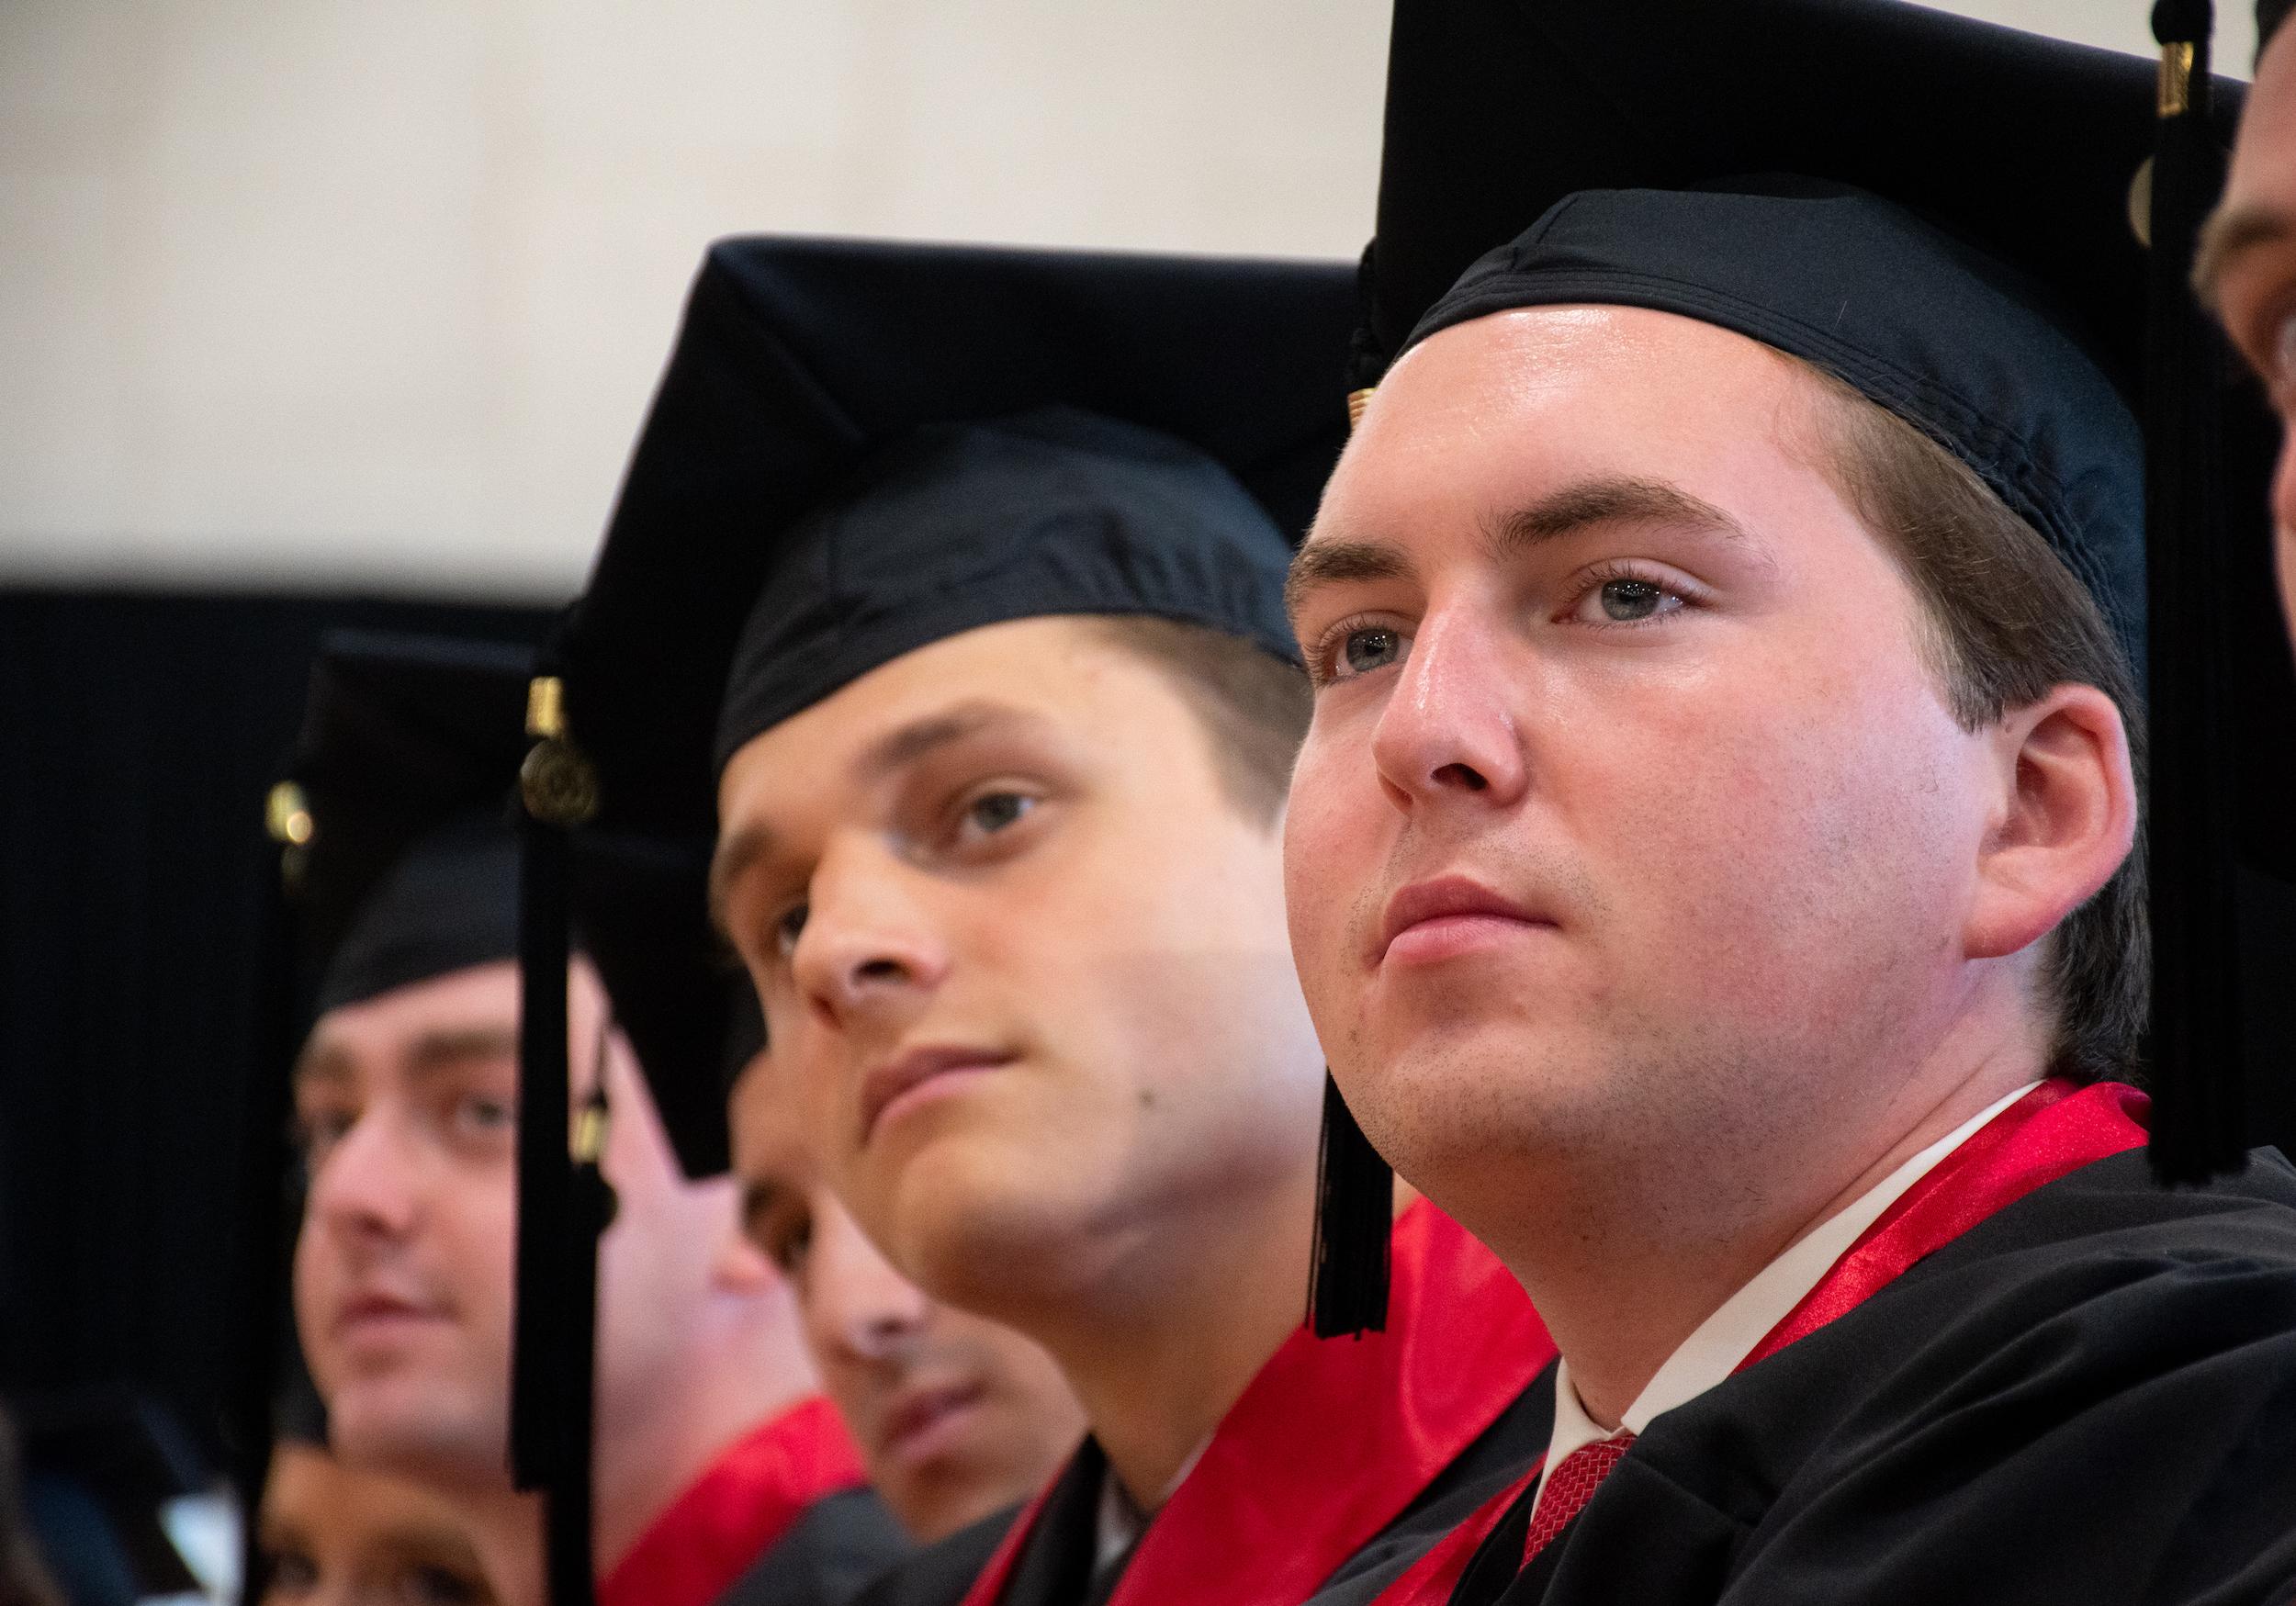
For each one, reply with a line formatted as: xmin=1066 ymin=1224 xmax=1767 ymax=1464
xmin=333 ymin=1290 xmax=444 ymax=1330
xmin=880 ymin=1379 xmax=985 ymax=1458
xmin=1373 ymin=876 xmax=1549 ymax=964
xmin=859 ymin=1046 xmax=1016 ymax=1141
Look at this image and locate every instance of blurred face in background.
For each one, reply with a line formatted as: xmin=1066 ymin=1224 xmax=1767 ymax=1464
xmin=259 ymin=1441 xmax=504 ymax=1606
xmin=2203 ymin=15 xmax=2296 ymax=645
xmin=293 ymin=957 xmax=750 ymax=1484
xmin=729 ymin=1051 xmax=1085 ymax=1541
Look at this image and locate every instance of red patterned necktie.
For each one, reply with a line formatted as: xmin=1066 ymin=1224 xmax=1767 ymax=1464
xmin=1521 ymin=1432 xmax=1636 ymax=1567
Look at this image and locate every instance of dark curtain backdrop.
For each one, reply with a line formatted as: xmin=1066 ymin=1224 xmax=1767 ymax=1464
xmin=0 ymin=587 xmax=556 ymax=1470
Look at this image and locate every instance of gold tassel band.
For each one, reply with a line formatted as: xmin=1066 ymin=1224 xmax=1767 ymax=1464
xmin=2158 ymin=40 xmax=2195 ymax=118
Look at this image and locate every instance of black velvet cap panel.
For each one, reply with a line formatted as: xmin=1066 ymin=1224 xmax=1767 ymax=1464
xmin=1404 ymin=178 xmax=2146 ymax=668
xmin=713 ymin=405 xmax=1297 ymax=770
xmin=317 ymin=819 xmax=522 ymax=1013
xmin=2263 ymin=0 xmax=2292 ymax=54
xmin=560 ymin=237 xmax=1357 ymax=839
xmin=288 ymin=632 xmax=533 ymax=1009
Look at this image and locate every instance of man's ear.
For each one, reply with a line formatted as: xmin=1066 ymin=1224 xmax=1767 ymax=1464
xmin=1964 ymin=683 xmax=2137 ymax=961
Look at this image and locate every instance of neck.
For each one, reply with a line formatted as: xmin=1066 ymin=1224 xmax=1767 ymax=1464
xmin=591 ymin=1296 xmax=821 ymax=1573
xmin=1027 ymin=1160 xmax=1323 ymax=1510
xmin=1496 ymin=1005 xmax=2046 ymax=1431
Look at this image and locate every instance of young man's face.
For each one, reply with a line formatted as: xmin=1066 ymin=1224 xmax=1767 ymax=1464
xmin=1283 ymin=307 xmax=2055 ymax=1251
xmin=259 ymin=1441 xmax=503 ymax=1606
xmin=714 ymin=615 xmax=1325 ymax=1316
xmin=730 ymin=1056 xmax=1085 ymax=1541
xmin=2204 ymin=18 xmax=2296 ymax=646
xmin=294 ymin=957 xmax=737 ymax=1481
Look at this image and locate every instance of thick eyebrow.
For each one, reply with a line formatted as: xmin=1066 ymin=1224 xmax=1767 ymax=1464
xmin=707 ymin=700 xmax=1047 ymax=937
xmin=291 ymin=1042 xmax=355 ymax=1092
xmin=369 ymin=1527 xmax=490 ymax=1578
xmin=2193 ymin=203 xmax=2295 ymax=311
xmin=1284 ymin=539 xmax=1423 ymax=633
xmin=852 ymin=701 xmax=1035 ymax=782
xmin=1491 ymin=476 xmax=1751 ymax=553
xmin=404 ymin=1026 xmax=519 ymax=1077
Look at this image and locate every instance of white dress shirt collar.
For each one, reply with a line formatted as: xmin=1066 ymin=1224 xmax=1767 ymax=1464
xmin=1534 ymin=1080 xmax=2042 ymax=1509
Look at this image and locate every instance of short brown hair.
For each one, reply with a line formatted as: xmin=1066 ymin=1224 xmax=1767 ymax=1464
xmin=1087 ymin=615 xmax=1313 ymax=825
xmin=1795 ymin=365 xmax=2147 ymax=1084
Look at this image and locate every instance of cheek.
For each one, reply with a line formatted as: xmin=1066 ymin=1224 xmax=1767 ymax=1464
xmin=290 ymin=1229 xmax=337 ymax=1361
xmin=436 ymin=1181 xmax=518 ymax=1322
xmin=1282 ymin=729 xmax=1387 ymax=971
xmin=1571 ymin=649 xmax=1967 ymax=983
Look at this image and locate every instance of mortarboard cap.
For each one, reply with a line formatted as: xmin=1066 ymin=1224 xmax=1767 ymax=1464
xmin=1356 ymin=0 xmax=2296 ymax=1180
xmin=546 ymin=237 xmax=1391 ymax=1333
xmin=276 ymin=632 xmax=532 ymax=1005
xmin=2264 ymin=0 xmax=2292 ymax=55
xmin=561 ymin=237 xmax=1354 ymax=838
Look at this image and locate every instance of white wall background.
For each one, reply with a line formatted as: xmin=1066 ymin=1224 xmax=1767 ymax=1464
xmin=0 ymin=0 xmax=2256 ymax=600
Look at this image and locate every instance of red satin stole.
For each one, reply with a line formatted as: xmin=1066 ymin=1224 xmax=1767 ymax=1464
xmin=957 ymin=1201 xmax=1555 ymax=1606
xmin=1368 ymin=1078 xmax=2150 ymax=1606
xmin=597 ymin=1394 xmax=869 ymax=1606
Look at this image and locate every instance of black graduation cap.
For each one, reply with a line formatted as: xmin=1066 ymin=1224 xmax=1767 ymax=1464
xmin=1354 ymin=0 xmax=2296 ymax=1183
xmin=276 ymin=631 xmax=532 ymax=999
xmin=2264 ymin=0 xmax=2292 ymax=56
xmin=544 ymin=237 xmax=1387 ymax=1333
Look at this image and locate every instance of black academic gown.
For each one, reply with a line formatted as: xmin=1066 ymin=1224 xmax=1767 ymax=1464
xmin=853 ymin=1204 xmax=1558 ymax=1606
xmin=719 ymin=1488 xmax=913 ymax=1606
xmin=1439 ymin=1101 xmax=2296 ymax=1605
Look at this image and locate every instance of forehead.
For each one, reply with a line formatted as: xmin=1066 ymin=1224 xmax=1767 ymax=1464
xmin=304 ymin=960 xmax=521 ymax=1053
xmin=717 ymin=613 xmax=1193 ymax=814
xmin=1318 ymin=305 xmax=1811 ymax=532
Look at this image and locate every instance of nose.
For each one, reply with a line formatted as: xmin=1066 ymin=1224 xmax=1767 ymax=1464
xmin=805 ymin=1197 xmax=931 ymax=1367
xmin=788 ymin=842 xmax=951 ymax=1031
xmin=1369 ymin=600 xmax=1530 ymax=813
xmin=303 ymin=1108 xmax=423 ymax=1247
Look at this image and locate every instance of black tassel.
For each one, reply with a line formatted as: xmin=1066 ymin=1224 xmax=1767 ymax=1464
xmin=2143 ymin=0 xmax=2248 ymax=1185
xmin=1309 ymin=1072 xmax=1394 ymax=1338
xmin=512 ymin=667 xmax=602 ymax=1606
xmin=511 ymin=799 xmax=572 ymax=1491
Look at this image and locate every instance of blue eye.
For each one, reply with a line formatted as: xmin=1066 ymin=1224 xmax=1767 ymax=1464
xmin=1341 ymin=626 xmax=1405 ymax=675
xmin=1570 ymin=569 xmax=1690 ymax=627
xmin=960 ymin=792 xmax=1035 ymax=838
xmin=468 ymin=1096 xmax=513 ymax=1128
xmin=1597 ymin=578 xmax=1665 ymax=621
xmin=453 ymin=1095 xmax=516 ymax=1140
